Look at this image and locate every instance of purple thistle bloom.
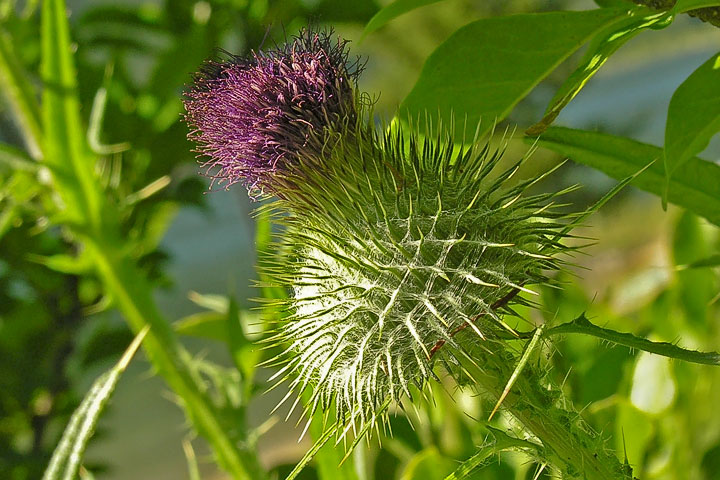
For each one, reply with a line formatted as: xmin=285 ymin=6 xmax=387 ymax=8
xmin=183 ymin=29 xmax=361 ymax=194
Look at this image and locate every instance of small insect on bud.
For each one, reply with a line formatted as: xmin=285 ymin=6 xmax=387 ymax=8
xmin=183 ymin=28 xmax=362 ymax=195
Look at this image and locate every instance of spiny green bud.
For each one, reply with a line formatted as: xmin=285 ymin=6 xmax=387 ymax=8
xmin=183 ymin=28 xmax=572 ymax=436
xmin=264 ymin=121 xmax=571 ymax=430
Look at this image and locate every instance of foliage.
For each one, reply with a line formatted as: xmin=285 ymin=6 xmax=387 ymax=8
xmin=0 ymin=0 xmax=718 ymax=479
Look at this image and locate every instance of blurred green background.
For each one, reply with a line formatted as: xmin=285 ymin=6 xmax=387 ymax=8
xmin=1 ymin=0 xmax=719 ymax=479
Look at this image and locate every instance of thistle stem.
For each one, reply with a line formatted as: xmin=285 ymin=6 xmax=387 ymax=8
xmin=457 ymin=337 xmax=631 ymax=480
xmin=85 ymin=239 xmax=267 ymax=480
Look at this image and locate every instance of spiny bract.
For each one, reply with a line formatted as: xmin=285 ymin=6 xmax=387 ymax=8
xmin=263 ymin=123 xmax=571 ymax=430
xmin=183 ymin=27 xmax=572 ymax=436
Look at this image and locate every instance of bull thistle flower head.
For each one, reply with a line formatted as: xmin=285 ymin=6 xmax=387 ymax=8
xmin=184 ymin=28 xmax=573 ymax=439
xmin=183 ymin=29 xmax=362 ymax=194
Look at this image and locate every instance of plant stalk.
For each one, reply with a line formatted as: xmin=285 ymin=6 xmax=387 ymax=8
xmin=86 ymin=239 xmax=267 ymax=480
xmin=457 ymin=335 xmax=631 ymax=480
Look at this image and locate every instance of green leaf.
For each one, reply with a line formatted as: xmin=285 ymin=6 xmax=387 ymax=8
xmin=678 ymin=253 xmax=720 ymax=270
xmin=545 ymin=314 xmax=720 ymax=365
xmin=175 ymin=311 xmax=228 ymax=341
xmin=630 ymin=352 xmax=676 ymax=414
xmin=188 ymin=290 xmax=230 ymax=313
xmin=443 ymin=427 xmax=542 ymax=480
xmin=0 ymin=142 xmax=38 ymax=172
xmin=227 ymin=298 xmax=259 ymax=402
xmin=531 ymin=126 xmax=720 ymax=227
xmin=400 ymin=448 xmax=455 ymax=480
xmin=664 ymin=52 xmax=720 ymax=205
xmin=615 ymin=402 xmax=653 ymax=470
xmin=41 ymin=0 xmax=102 ymax=228
xmin=27 ymin=252 xmax=93 ymax=275
xmin=134 ymin=200 xmax=179 ymax=253
xmin=284 ymin=423 xmax=339 ymax=480
xmin=595 ymin=0 xmax=630 ymax=6
xmin=361 ymin=0 xmax=444 ymax=40
xmin=673 ymin=0 xmax=720 ymax=13
xmin=87 ymin=242 xmax=265 ymax=480
xmin=255 ymin=206 xmax=288 ymax=302
xmin=399 ymin=8 xmax=630 ymax=138
xmin=527 ymin=8 xmax=672 ymax=135
xmin=42 ymin=328 xmax=147 ymax=480
xmin=0 ymin=31 xmax=43 ymax=159
xmin=672 ymin=212 xmax=715 ymax=322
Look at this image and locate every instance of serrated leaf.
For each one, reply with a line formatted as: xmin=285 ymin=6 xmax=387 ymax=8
xmin=527 ymin=8 xmax=672 ymax=135
xmin=531 ymin=126 xmax=720 ymax=227
xmin=545 ymin=313 xmax=720 ymax=365
xmin=399 ymin=8 xmax=630 ymax=138
xmin=361 ymin=0 xmax=444 ymax=40
xmin=42 ymin=328 xmax=147 ymax=480
xmin=664 ymin=52 xmax=720 ymax=205
xmin=41 ymin=0 xmax=102 ymax=228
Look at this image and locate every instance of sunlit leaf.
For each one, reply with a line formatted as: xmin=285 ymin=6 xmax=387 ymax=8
xmin=399 ymin=8 xmax=630 ymax=138
xmin=361 ymin=0 xmax=444 ymax=40
xmin=532 ymin=127 xmax=720 ymax=227
xmin=527 ymin=8 xmax=672 ymax=135
xmin=664 ymin=52 xmax=720 ymax=205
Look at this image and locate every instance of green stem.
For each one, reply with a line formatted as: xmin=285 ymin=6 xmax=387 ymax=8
xmin=86 ymin=239 xmax=266 ymax=480
xmin=458 ymin=336 xmax=631 ymax=480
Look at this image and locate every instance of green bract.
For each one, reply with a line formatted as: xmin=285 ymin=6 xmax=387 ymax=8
xmin=263 ymin=117 xmax=572 ymax=431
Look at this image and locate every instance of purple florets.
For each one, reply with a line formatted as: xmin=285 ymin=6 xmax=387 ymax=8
xmin=183 ymin=29 xmax=361 ymax=194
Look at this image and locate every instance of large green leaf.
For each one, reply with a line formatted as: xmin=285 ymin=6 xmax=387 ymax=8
xmin=361 ymin=0 xmax=445 ymax=40
xmin=664 ymin=52 xmax=720 ymax=203
xmin=532 ymin=126 xmax=720 ymax=227
xmin=399 ymin=8 xmax=630 ymax=137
